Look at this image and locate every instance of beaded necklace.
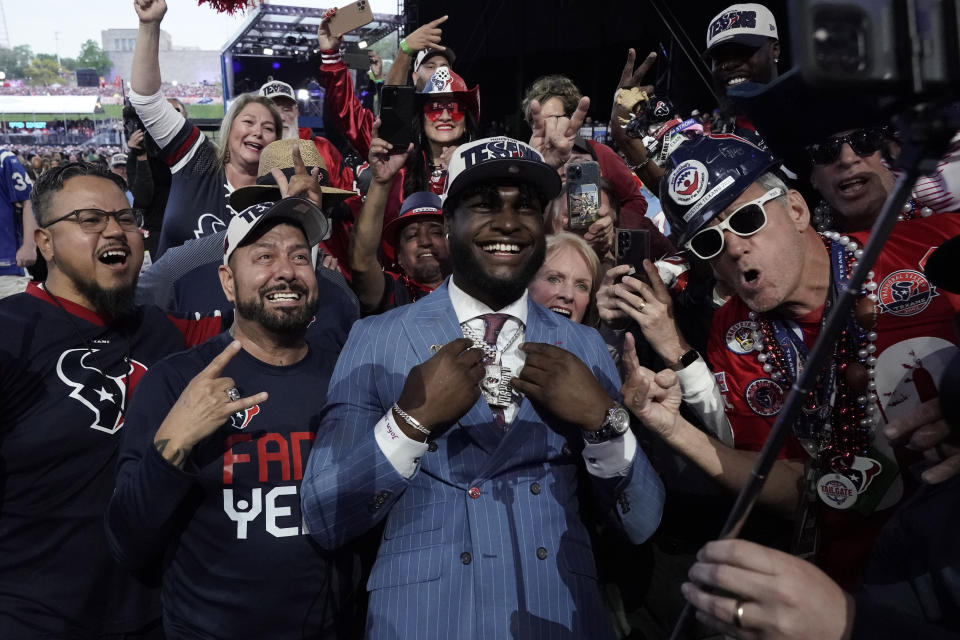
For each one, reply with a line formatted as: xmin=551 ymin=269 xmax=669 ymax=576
xmin=749 ymin=234 xmax=879 ymax=472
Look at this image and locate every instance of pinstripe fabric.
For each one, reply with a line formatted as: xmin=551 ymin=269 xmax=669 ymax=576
xmin=302 ymin=283 xmax=664 ymax=639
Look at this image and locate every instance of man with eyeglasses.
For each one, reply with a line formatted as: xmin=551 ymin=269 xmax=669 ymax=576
xmin=619 ymin=133 xmax=960 ymax=592
xmin=0 ymin=162 xmax=224 ymax=638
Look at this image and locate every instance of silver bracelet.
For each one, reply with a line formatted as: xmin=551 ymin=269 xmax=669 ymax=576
xmin=392 ymin=403 xmax=430 ymax=438
xmin=629 ymin=157 xmax=651 ymax=172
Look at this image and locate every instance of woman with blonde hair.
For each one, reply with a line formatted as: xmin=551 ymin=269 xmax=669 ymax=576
xmin=528 ymin=232 xmax=602 ymax=326
xmin=130 ymin=0 xmax=281 ymax=257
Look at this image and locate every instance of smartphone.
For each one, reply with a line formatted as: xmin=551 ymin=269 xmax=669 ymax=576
xmin=616 ymin=228 xmax=652 ymax=284
xmin=566 ymin=161 xmax=601 ymax=230
xmin=378 ymin=85 xmax=415 ymax=150
xmin=328 ymin=0 xmax=374 ymax=37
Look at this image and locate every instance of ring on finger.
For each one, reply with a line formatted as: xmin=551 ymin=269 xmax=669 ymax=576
xmin=226 ymin=387 xmax=240 ymax=403
xmin=636 ymin=301 xmax=646 ymax=312
xmin=733 ymin=599 xmax=746 ymax=628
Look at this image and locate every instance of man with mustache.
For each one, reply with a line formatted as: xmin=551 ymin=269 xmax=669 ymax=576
xmin=107 ymin=197 xmax=365 ymax=638
xmin=302 ymin=136 xmax=664 ymax=638
xmin=0 ymin=162 xmax=224 ymax=638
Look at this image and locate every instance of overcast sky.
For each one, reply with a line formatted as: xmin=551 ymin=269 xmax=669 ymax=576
xmin=4 ymin=0 xmax=398 ymax=58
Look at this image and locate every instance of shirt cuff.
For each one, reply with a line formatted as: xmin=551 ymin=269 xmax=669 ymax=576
xmin=320 ymin=50 xmax=343 ymax=66
xmin=675 ymin=357 xmax=712 ymax=395
xmin=374 ymin=411 xmax=429 ymax=478
xmin=582 ymin=429 xmax=638 ymax=478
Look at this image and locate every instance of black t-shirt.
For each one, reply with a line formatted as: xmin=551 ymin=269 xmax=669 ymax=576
xmin=107 ymin=333 xmax=363 ymax=639
xmin=0 ymin=285 xmax=222 ymax=638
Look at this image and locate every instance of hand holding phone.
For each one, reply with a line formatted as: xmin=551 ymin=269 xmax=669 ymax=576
xmin=616 ymin=228 xmax=651 ymax=284
xmin=566 ymin=161 xmax=601 ymax=230
xmin=327 ymin=1 xmax=374 ymax=37
xmin=378 ymin=85 xmax=416 ymax=149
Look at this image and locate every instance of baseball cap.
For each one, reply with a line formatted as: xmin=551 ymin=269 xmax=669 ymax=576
xmin=444 ymin=136 xmax=561 ymax=209
xmin=414 ymin=46 xmax=455 ymax=73
xmin=706 ymin=3 xmax=778 ymax=54
xmin=223 ymin=197 xmax=330 ymax=265
xmin=110 ymin=153 xmax=127 ymax=167
xmin=229 ymin=138 xmax=355 ymax=213
xmin=382 ymin=191 xmax=443 ymax=247
xmin=660 ymin=133 xmax=779 ymax=243
xmin=259 ymin=79 xmax=297 ymax=104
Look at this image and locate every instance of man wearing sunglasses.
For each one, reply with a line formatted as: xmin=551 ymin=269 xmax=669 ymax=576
xmin=0 ymin=162 xmax=225 ymax=638
xmin=807 ymin=128 xmax=897 ymax=233
xmin=621 ymin=133 xmax=960 ymax=590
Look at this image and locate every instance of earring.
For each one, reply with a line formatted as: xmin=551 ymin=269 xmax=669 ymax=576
xmin=774 ymin=58 xmax=779 ymax=63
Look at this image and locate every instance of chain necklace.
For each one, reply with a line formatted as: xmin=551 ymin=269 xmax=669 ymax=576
xmin=460 ymin=321 xmax=523 ymax=361
xmin=749 ymin=235 xmax=879 ymax=471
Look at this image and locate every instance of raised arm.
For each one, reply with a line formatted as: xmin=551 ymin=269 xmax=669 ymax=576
xmin=349 ymin=121 xmax=412 ymax=312
xmin=132 ymin=0 xmax=166 ymax=95
xmin=621 ymin=339 xmax=803 ymax=515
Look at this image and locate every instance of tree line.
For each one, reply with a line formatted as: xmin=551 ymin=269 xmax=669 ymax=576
xmin=0 ymin=40 xmax=113 ymax=85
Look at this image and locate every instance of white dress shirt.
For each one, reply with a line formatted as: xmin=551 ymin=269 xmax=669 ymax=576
xmin=375 ymin=277 xmax=637 ymax=478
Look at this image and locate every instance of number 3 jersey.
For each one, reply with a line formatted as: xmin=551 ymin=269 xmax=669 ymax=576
xmin=106 ymin=332 xmax=363 ymax=639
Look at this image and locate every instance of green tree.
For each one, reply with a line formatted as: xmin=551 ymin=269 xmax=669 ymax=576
xmin=24 ymin=56 xmax=61 ymax=85
xmin=60 ymin=57 xmax=77 ymax=72
xmin=77 ymin=39 xmax=112 ymax=76
xmin=0 ymin=44 xmax=33 ymax=79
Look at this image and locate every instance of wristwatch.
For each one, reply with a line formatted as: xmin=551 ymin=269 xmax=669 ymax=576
xmin=582 ymin=404 xmax=631 ymax=444
xmin=668 ymin=349 xmax=700 ymax=371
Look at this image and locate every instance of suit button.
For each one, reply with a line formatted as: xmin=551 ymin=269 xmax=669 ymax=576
xmin=468 ymin=486 xmax=481 ymax=499
xmin=427 ymin=442 xmax=438 ymax=452
xmin=536 ymin=547 xmax=548 ymax=560
xmin=561 ymin=444 xmax=572 ymax=456
xmin=530 ymin=482 xmax=541 ymax=495
xmin=460 ymin=552 xmax=472 ymax=565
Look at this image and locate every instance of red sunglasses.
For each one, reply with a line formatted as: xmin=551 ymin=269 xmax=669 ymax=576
xmin=423 ymin=100 xmax=465 ymax=122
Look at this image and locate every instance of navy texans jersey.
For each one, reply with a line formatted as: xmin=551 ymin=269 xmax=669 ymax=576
xmin=0 ymin=283 xmax=222 ymax=637
xmin=107 ymin=333 xmax=364 ymax=639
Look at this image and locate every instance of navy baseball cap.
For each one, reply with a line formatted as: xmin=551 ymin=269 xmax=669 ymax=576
xmin=660 ymin=133 xmax=779 ymax=243
xmin=444 ymin=136 xmax=561 ymax=210
xmin=383 ymin=191 xmax=444 ymax=247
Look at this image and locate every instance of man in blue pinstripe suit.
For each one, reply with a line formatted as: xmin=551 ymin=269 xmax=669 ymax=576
xmin=302 ymin=136 xmax=665 ymax=639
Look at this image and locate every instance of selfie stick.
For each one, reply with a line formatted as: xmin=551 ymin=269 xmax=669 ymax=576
xmin=668 ymin=105 xmax=957 ymax=639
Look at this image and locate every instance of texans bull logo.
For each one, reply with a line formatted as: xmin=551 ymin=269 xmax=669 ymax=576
xmin=193 ymin=212 xmax=228 ymax=240
xmin=842 ymin=456 xmax=883 ymax=494
xmin=56 ymin=349 xmax=149 ymax=434
xmin=229 ymin=404 xmax=260 ymax=430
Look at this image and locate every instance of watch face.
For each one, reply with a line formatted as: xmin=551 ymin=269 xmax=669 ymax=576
xmin=610 ymin=407 xmax=631 ymax=434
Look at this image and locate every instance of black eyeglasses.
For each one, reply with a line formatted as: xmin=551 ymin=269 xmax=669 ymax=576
xmin=806 ymin=128 xmax=885 ymax=165
xmin=685 ymin=188 xmax=783 ymax=260
xmin=41 ymin=208 xmax=144 ymax=233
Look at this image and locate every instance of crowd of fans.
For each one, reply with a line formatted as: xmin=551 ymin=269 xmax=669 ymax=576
xmin=0 ymin=1 xmax=959 ymax=639
xmin=0 ymin=81 xmax=222 ymax=103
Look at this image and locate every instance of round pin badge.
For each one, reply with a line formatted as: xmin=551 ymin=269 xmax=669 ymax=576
xmin=817 ymin=473 xmax=858 ymax=510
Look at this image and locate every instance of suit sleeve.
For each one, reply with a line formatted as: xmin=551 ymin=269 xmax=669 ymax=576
xmin=580 ymin=327 xmax=665 ymax=544
xmin=105 ymin=359 xmax=199 ymax=570
xmin=301 ymin=316 xmax=415 ymax=549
